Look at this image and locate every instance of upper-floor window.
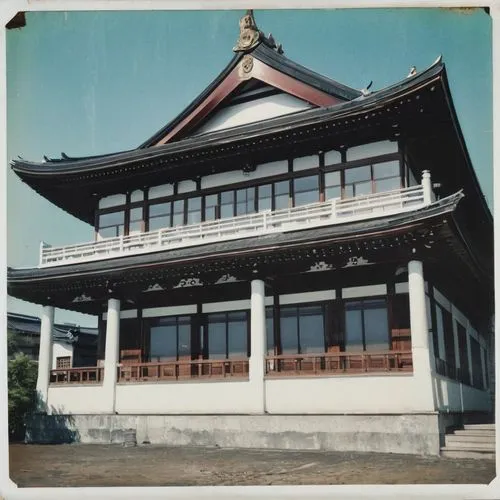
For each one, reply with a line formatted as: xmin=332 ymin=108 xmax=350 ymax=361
xmin=95 ymin=151 xmax=403 ymax=238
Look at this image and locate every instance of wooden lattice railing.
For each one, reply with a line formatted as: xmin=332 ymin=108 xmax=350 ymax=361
xmin=117 ymin=358 xmax=249 ymax=382
xmin=265 ymin=351 xmax=413 ymax=376
xmin=50 ymin=367 xmax=104 ymax=384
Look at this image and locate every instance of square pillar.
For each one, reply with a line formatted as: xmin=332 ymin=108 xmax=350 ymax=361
xmin=250 ymin=279 xmax=266 ymax=413
xmin=408 ymin=260 xmax=436 ymax=411
xmin=103 ymin=298 xmax=120 ymax=413
xmin=36 ymin=305 xmax=54 ymax=411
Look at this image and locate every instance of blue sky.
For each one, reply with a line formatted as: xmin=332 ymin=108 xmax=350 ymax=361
xmin=6 ymin=8 xmax=492 ymax=326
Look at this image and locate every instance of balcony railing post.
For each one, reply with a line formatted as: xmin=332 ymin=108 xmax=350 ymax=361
xmin=422 ymin=170 xmax=433 ymax=205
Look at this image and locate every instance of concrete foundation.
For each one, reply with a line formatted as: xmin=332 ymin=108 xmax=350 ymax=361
xmin=26 ymin=413 xmax=442 ymax=456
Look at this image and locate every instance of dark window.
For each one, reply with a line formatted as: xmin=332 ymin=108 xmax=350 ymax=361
xmin=98 ymin=211 xmax=125 ymax=238
xmin=470 ymin=337 xmax=484 ymax=389
xmin=206 ymin=311 xmax=249 ymax=359
xmin=345 ymin=298 xmax=389 ymax=351
xmin=373 ymin=161 xmax=401 ymax=193
xmin=265 ymin=306 xmax=275 ymax=355
xmin=149 ymin=316 xmax=192 ymax=362
xmin=148 ymin=202 xmax=171 ymax=231
xmin=456 ymin=322 xmax=470 ymax=385
xmin=279 ymin=304 xmax=325 ymax=354
xmin=441 ymin=307 xmax=456 ymax=373
xmin=293 ymin=175 xmax=319 ymax=206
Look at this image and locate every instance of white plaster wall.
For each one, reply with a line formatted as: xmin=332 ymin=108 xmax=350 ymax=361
xmin=196 ymin=93 xmax=311 ymax=135
xmin=51 ymin=343 xmax=73 ymax=369
xmin=346 ymin=140 xmax=398 ymax=161
xmin=115 ymin=380 xmax=261 ymax=414
xmin=47 ymin=385 xmax=110 ymax=414
xmin=103 ymin=309 xmax=137 ymax=321
xmin=324 ymin=149 xmax=341 ymax=166
xmin=265 ymin=374 xmax=433 ymax=414
xmin=433 ymin=375 xmax=491 ymax=412
xmin=130 ymin=190 xmax=144 ymax=202
xmin=178 ymin=180 xmax=196 ymax=194
xmin=142 ymin=305 xmax=197 ymax=318
xmin=342 ymin=284 xmax=386 ymax=299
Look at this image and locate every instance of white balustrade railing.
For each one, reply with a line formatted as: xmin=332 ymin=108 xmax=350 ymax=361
xmin=39 ymin=184 xmax=427 ymax=267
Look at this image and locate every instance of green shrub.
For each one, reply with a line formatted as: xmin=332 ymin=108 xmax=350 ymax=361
xmin=8 ymin=353 xmax=38 ymax=441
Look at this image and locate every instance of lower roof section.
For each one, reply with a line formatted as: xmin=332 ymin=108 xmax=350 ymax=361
xmin=7 ymin=193 xmax=490 ymax=320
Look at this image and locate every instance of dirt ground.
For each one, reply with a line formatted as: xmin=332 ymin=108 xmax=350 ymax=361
xmin=9 ymin=444 xmax=495 ymax=487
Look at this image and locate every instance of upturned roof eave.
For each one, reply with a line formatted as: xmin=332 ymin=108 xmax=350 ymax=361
xmin=11 ymin=59 xmax=445 ymax=178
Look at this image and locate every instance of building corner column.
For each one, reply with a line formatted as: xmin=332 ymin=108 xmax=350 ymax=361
xmin=36 ymin=305 xmax=55 ymax=412
xmin=103 ymin=298 xmax=120 ymax=414
xmin=250 ymin=279 xmax=266 ymax=414
xmin=408 ymin=260 xmax=436 ymax=412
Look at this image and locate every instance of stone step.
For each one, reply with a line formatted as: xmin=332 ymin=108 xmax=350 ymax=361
xmin=441 ymin=449 xmax=495 ymax=460
xmin=453 ymin=429 xmax=495 ymax=437
xmin=446 ymin=434 xmax=495 ymax=444
xmin=443 ymin=440 xmax=495 ymax=451
xmin=463 ymin=424 xmax=495 ymax=430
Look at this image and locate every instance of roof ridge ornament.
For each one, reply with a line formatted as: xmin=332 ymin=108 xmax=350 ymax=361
xmin=233 ymin=10 xmax=262 ymax=52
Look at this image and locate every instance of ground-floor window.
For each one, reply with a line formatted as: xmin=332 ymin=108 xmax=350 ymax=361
xmin=149 ymin=315 xmax=192 ymax=362
xmin=344 ymin=298 xmax=389 ymax=351
xmin=206 ymin=311 xmax=249 ymax=359
xmin=280 ymin=304 xmax=325 ymax=354
xmin=470 ymin=337 xmax=484 ymax=389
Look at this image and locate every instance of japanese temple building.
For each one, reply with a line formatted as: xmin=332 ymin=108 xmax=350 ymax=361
xmin=8 ymin=11 xmax=493 ymax=455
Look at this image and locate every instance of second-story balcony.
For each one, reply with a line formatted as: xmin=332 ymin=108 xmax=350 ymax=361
xmin=39 ymin=178 xmax=434 ymax=268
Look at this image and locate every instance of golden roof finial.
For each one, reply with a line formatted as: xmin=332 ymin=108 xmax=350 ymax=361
xmin=233 ymin=9 xmax=262 ymax=52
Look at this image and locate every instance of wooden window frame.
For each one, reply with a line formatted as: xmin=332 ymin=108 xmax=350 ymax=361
xmin=204 ymin=310 xmax=250 ymax=360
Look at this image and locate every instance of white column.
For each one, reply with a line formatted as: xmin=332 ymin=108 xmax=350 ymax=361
xmin=36 ymin=305 xmax=54 ymax=412
xmin=103 ymin=298 xmax=120 ymax=413
xmin=422 ymin=170 xmax=433 ymax=205
xmin=250 ymin=279 xmax=266 ymax=414
xmin=408 ymin=260 xmax=436 ymax=411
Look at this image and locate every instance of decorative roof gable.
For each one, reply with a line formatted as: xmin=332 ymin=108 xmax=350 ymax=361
xmin=138 ymin=10 xmax=362 ymax=147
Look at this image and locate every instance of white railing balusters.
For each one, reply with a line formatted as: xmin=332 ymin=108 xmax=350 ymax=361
xmin=39 ymin=184 xmax=430 ymax=267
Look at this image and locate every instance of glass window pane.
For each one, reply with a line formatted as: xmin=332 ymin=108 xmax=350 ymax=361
xmin=299 ymin=306 xmax=324 ymax=353
xmin=325 ymin=171 xmax=341 ymax=187
xmin=99 ymin=226 xmax=118 ymax=239
xmin=266 ymin=308 xmax=274 ymax=355
xmin=129 ymin=221 xmax=142 ymax=233
xmin=178 ymin=323 xmax=191 ymax=358
xmin=99 ymin=211 xmax=125 ymax=227
xmin=187 ymin=197 xmax=202 ymax=225
xmin=375 ymin=177 xmax=400 ymax=193
xmin=344 ymin=185 xmax=354 ymax=198
xmin=325 ymin=186 xmax=341 ymax=200
xmin=130 ymin=207 xmax=142 ymax=222
xmin=274 ymin=194 xmax=289 ymax=210
xmin=345 ymin=166 xmax=371 ymax=183
xmin=172 ymin=200 xmax=184 ymax=226
xmin=274 ymin=181 xmax=289 ymax=195
xmin=364 ymin=308 xmax=389 ymax=351
xmin=150 ymin=325 xmax=177 ymax=360
xmin=294 ymin=176 xmax=319 ymax=206
xmin=373 ymin=160 xmax=400 ymax=179
xmin=280 ymin=307 xmax=298 ymax=354
xmin=345 ymin=308 xmax=363 ymax=351
xmin=205 ymin=195 xmax=218 ymax=221
xmin=353 ymin=180 xmax=372 ymax=196
xmin=149 ymin=216 xmax=171 ymax=231
xmin=236 ymin=188 xmax=255 ymax=216
xmin=220 ymin=191 xmax=234 ymax=219
xmin=228 ymin=313 xmax=247 ymax=357
xmin=208 ymin=314 xmax=227 ymax=359
xmin=149 ymin=202 xmax=170 ymax=218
